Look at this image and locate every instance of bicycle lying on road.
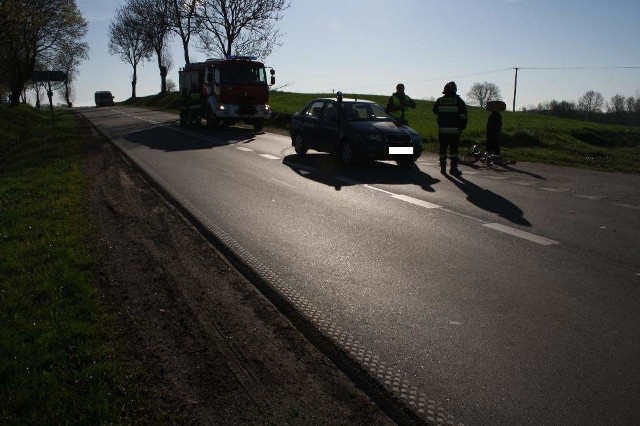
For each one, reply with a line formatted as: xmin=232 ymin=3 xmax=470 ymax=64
xmin=461 ymin=144 xmax=516 ymax=167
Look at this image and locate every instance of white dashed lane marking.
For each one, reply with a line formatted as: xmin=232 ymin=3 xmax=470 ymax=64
xmin=614 ymin=203 xmax=640 ymax=211
xmin=512 ymin=181 xmax=537 ymax=186
xmin=392 ymin=194 xmax=441 ymax=209
xmin=236 ymin=147 xmax=254 ymax=152
xmin=540 ymin=187 xmax=569 ymax=193
xmin=575 ymin=195 xmax=605 ymax=201
xmin=258 ymin=153 xmax=280 ymax=160
xmin=363 ymin=184 xmax=397 ymax=196
xmin=483 ymin=223 xmax=560 ymax=245
xmin=282 ymin=160 xmax=560 ymax=246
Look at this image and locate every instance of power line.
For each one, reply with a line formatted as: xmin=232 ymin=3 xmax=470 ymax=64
xmin=339 ymin=65 xmax=640 ymax=111
xmin=344 ymin=67 xmax=513 ymax=92
xmin=518 ymin=66 xmax=640 ymax=70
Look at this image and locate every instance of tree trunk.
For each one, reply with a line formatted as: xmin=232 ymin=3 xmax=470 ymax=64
xmin=182 ymin=39 xmax=190 ymax=65
xmin=64 ymin=80 xmax=72 ymax=108
xmin=131 ymin=65 xmax=137 ymax=99
xmin=160 ymin=66 xmax=167 ymax=94
xmin=9 ymin=80 xmax=23 ymax=106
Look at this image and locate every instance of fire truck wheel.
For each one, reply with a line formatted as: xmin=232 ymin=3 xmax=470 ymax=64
xmin=206 ymin=109 xmax=218 ymax=128
xmin=253 ymin=119 xmax=264 ymax=132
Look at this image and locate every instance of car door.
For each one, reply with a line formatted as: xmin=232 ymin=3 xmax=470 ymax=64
xmin=300 ymin=100 xmax=326 ymax=150
xmin=316 ymin=100 xmax=342 ymax=152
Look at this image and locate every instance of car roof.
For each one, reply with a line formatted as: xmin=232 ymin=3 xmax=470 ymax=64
xmin=311 ymin=98 xmax=375 ymax=104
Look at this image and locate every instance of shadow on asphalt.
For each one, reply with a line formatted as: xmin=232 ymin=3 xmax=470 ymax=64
xmin=122 ymin=123 xmax=259 ymax=152
xmin=461 ymin=160 xmax=547 ymax=180
xmin=445 ymin=174 xmax=532 ymax=226
xmin=283 ymin=153 xmax=440 ymax=192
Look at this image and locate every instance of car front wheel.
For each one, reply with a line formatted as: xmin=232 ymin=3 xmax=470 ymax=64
xmin=340 ymin=141 xmax=355 ymax=166
xmin=294 ymin=133 xmax=308 ymax=155
xmin=253 ymin=119 xmax=264 ymax=132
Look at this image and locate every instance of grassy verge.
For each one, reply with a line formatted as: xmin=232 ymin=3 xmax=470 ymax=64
xmin=0 ymin=106 xmax=141 ymax=424
xmin=125 ymin=91 xmax=640 ymax=173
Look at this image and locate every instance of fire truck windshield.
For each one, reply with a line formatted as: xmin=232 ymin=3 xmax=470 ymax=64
xmin=220 ymin=66 xmax=267 ymax=84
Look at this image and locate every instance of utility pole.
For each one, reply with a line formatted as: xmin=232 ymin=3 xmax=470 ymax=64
xmin=512 ymin=67 xmax=519 ymax=112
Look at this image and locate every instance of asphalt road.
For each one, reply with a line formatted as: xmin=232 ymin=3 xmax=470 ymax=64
xmin=81 ymin=106 xmax=640 ymax=425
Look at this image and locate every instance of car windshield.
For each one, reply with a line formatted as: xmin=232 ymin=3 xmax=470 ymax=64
xmin=220 ymin=66 xmax=267 ymax=84
xmin=341 ymin=101 xmax=394 ymax=121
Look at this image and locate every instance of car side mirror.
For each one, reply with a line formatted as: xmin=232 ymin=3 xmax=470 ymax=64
xmin=270 ymin=76 xmax=276 ymax=85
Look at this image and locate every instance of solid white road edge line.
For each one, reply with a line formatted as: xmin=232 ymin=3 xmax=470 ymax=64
xmin=483 ymin=223 xmax=560 ymax=245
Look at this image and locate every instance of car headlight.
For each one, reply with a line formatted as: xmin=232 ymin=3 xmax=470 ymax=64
xmin=364 ymin=134 xmax=384 ymax=143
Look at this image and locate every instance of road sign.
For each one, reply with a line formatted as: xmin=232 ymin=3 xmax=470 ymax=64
xmin=31 ymin=71 xmax=67 ymax=82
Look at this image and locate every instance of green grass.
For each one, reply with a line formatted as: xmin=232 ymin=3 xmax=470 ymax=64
xmin=125 ymin=90 xmax=640 ymax=173
xmin=0 ymin=105 xmax=142 ymax=424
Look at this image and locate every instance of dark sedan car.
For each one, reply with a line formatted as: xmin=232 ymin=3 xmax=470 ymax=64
xmin=290 ymin=96 xmax=423 ymax=166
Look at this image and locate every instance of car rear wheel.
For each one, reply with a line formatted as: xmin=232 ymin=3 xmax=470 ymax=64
xmin=340 ymin=141 xmax=355 ymax=166
xmin=294 ymin=133 xmax=308 ymax=155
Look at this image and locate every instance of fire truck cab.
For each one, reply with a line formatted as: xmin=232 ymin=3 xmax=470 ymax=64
xmin=178 ymin=55 xmax=275 ymax=132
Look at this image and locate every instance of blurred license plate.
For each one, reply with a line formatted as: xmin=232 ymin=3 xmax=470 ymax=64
xmin=389 ymin=146 xmax=413 ymax=155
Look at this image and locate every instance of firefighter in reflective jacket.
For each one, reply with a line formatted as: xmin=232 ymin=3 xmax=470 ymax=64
xmin=433 ymin=81 xmax=468 ymax=176
xmin=386 ymin=83 xmax=416 ymax=126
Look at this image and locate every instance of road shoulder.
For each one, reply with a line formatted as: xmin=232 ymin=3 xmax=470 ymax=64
xmin=79 ymin=113 xmax=394 ymax=425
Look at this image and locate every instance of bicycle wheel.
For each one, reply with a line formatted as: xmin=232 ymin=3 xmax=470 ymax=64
xmin=483 ymin=153 xmax=494 ymax=167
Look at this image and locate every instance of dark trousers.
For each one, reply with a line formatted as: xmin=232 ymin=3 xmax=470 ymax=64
xmin=486 ymin=135 xmax=501 ymax=155
xmin=439 ymin=132 xmax=461 ymax=165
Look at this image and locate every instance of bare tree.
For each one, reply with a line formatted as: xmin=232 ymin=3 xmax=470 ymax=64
xmin=132 ymin=0 xmax=172 ymax=93
xmin=577 ymin=90 xmax=604 ymax=117
xmin=627 ymin=91 xmax=640 ymax=114
xmin=466 ymin=82 xmax=502 ymax=109
xmin=0 ymin=0 xmax=88 ymax=106
xmin=197 ymin=0 xmax=291 ymax=59
xmin=52 ymin=38 xmax=89 ymax=107
xmin=108 ymin=2 xmax=153 ymax=99
xmin=170 ymin=0 xmax=201 ymax=64
xmin=607 ymin=94 xmax=626 ymax=115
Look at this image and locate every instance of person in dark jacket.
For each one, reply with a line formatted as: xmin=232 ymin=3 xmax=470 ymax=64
xmin=433 ymin=81 xmax=468 ymax=176
xmin=386 ymin=83 xmax=416 ymax=125
xmin=486 ymin=109 xmax=502 ymax=157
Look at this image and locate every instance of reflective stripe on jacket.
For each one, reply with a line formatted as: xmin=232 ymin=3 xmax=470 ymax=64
xmin=433 ymin=95 xmax=468 ymax=133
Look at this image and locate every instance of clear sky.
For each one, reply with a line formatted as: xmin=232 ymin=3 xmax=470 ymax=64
xmin=73 ymin=0 xmax=640 ymax=109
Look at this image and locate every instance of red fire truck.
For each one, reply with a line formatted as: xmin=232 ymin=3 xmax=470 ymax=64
xmin=178 ymin=55 xmax=275 ymax=131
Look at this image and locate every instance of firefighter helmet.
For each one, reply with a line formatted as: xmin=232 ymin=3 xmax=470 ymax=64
xmin=442 ymin=81 xmax=457 ymax=94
